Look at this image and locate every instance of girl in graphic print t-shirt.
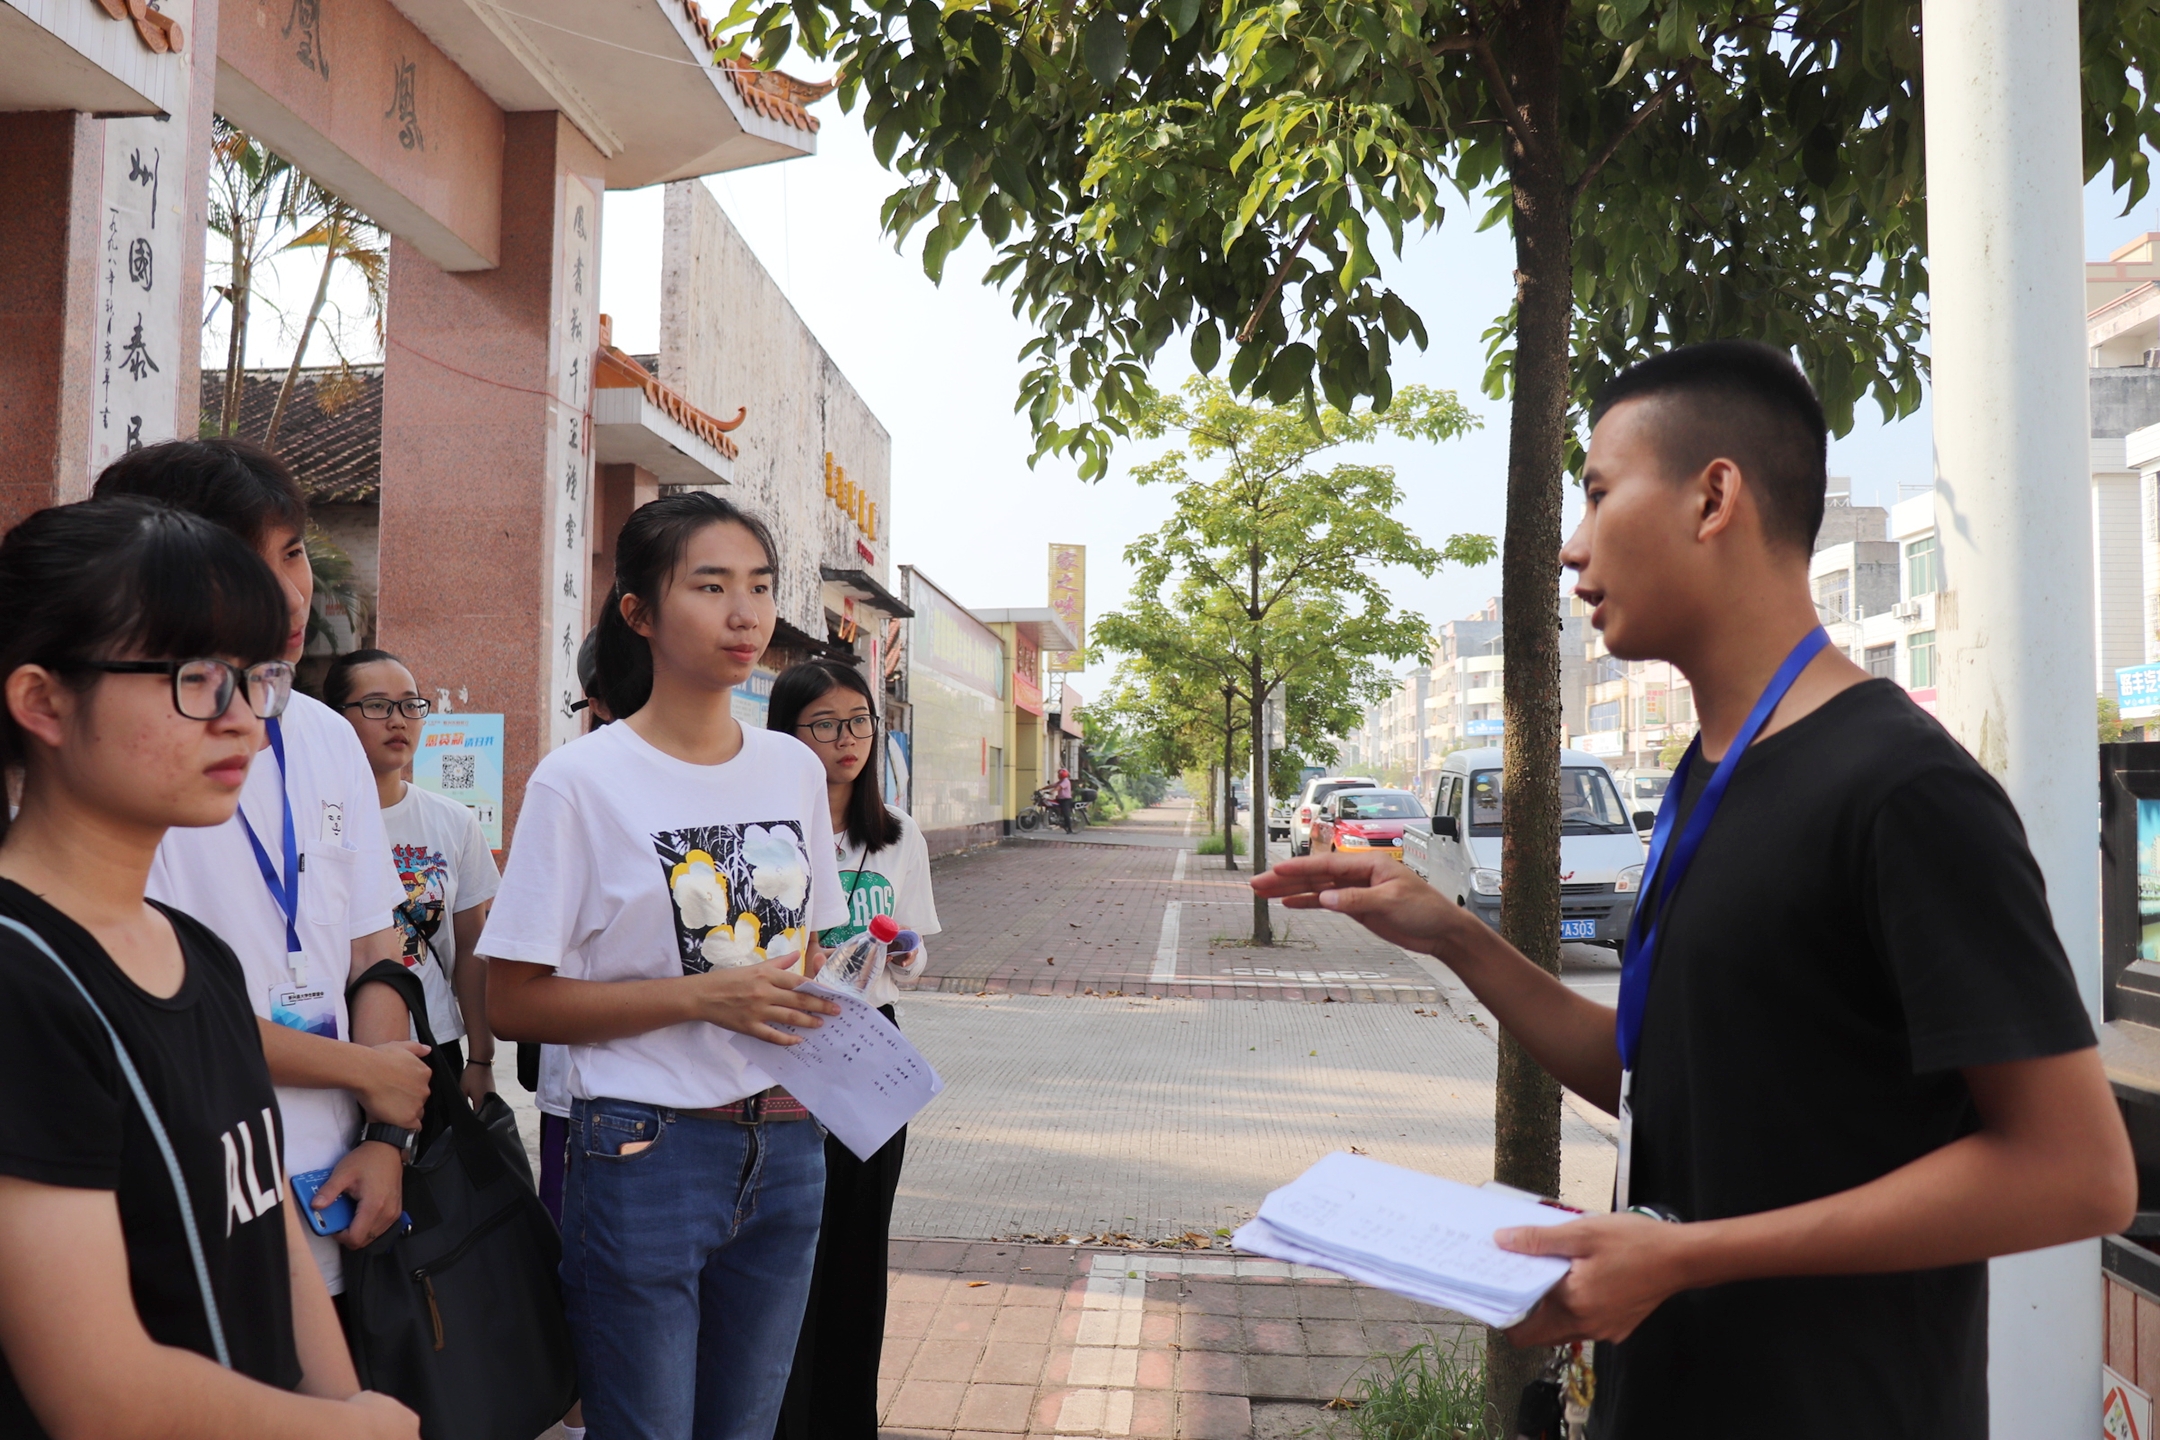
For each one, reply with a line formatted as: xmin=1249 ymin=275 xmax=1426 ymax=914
xmin=482 ymin=494 xmax=846 ymax=1440
xmin=0 ymin=499 xmax=416 ymax=1439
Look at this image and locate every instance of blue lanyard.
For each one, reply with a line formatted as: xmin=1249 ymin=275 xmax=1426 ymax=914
xmin=1615 ymin=628 xmax=1829 ymax=1071
xmin=237 ymin=717 xmax=303 ymax=957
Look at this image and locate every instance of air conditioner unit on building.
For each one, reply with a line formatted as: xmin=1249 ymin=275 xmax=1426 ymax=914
xmin=1891 ymin=600 xmax=1922 ymax=621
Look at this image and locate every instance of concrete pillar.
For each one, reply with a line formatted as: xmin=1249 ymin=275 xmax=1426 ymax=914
xmin=1922 ymin=2 xmax=2099 ymax=1433
xmin=378 ymin=112 xmax=602 ymax=841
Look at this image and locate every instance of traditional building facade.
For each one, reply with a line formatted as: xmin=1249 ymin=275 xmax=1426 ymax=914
xmin=0 ymin=0 xmax=840 ymax=843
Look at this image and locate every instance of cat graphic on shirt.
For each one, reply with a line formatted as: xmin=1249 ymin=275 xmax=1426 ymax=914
xmin=652 ymin=822 xmax=811 ymax=974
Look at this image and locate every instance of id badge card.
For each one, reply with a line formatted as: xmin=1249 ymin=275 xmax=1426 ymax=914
xmin=1614 ymin=1068 xmax=1635 ymax=1211
xmin=270 ymin=982 xmax=340 ymax=1040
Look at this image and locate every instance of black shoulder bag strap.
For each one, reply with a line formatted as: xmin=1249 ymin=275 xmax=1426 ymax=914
xmin=0 ymin=915 xmax=231 ymax=1367
xmin=347 ymin=959 xmax=506 ymax=1174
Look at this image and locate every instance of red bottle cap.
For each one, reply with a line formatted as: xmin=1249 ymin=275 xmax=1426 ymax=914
xmin=869 ymin=914 xmax=901 ymax=943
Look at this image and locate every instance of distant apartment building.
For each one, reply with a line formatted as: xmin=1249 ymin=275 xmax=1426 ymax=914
xmin=1338 ymin=601 xmax=1583 ymax=792
xmin=1342 ymin=666 xmax=1431 ymax=790
xmin=2086 ymin=233 xmax=2160 ymax=728
xmin=1812 ymin=490 xmax=1944 ymax=702
xmin=1574 ymin=600 xmax=1695 ymax=771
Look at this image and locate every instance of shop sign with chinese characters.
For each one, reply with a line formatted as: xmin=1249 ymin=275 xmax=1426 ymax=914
xmin=1046 ymin=543 xmax=1085 ymax=672
xmin=824 ymin=452 xmax=877 ymax=541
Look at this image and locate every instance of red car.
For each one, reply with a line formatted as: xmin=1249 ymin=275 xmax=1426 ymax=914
xmin=1309 ymin=788 xmax=1426 ymax=855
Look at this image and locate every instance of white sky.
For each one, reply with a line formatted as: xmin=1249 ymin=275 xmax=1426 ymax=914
xmin=213 ymin=110 xmax=2160 ymax=697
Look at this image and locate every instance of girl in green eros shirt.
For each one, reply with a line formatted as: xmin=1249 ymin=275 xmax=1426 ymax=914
xmin=769 ymin=658 xmax=942 ymax=1440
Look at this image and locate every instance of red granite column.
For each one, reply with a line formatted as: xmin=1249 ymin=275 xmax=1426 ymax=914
xmin=377 ymin=112 xmax=603 ymax=841
xmin=0 ymin=114 xmax=99 ymax=531
xmin=592 ymin=461 xmax=658 ymax=610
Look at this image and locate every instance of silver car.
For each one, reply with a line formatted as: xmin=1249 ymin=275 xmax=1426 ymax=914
xmin=1289 ymin=775 xmax=1379 ymax=856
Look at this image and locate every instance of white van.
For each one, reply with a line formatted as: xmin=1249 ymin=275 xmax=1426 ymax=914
xmin=1402 ymin=746 xmax=1646 ymax=947
xmin=1613 ymin=768 xmax=1674 ymax=814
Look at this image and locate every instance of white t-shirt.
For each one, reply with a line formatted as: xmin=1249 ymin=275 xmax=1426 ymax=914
xmin=382 ymin=784 xmax=501 ymax=1044
xmin=145 ymin=691 xmax=404 ymax=1292
xmin=826 ymin=808 xmax=942 ymax=1006
xmin=479 ymin=721 xmax=847 ymax=1110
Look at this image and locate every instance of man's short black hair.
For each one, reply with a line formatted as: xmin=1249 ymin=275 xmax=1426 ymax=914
xmin=92 ymin=437 xmax=308 ymax=548
xmin=1588 ymin=341 xmax=1829 ymax=553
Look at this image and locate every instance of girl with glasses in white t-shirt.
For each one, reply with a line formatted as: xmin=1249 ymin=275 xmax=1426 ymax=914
xmin=482 ymin=493 xmax=847 ymax=1440
xmin=767 ymin=659 xmax=941 ymax=1440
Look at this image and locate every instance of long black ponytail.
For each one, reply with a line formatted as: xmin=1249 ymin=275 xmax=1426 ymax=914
xmin=593 ymin=491 xmax=781 ymax=719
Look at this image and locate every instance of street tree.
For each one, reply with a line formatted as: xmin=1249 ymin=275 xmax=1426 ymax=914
xmin=724 ymin=0 xmax=2160 ymax=1394
xmin=1092 ymin=379 xmax=1492 ymax=939
xmin=206 ymin=119 xmax=300 ymax=435
xmin=266 ymin=188 xmax=387 ymax=448
xmin=1097 ymin=655 xmax=1251 ymax=852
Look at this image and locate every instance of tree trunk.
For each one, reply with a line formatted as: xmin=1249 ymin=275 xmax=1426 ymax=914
xmin=1485 ymin=0 xmax=1573 ymax=1423
xmin=266 ymin=223 xmax=339 ymax=448
xmin=220 ymin=226 xmax=249 ymax=435
xmin=1220 ymin=687 xmax=1239 ymax=871
xmin=1249 ymin=653 xmax=1272 ymax=944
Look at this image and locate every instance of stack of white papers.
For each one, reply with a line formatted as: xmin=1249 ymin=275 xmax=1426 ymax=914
xmin=1231 ymin=1152 xmax=1577 ymax=1327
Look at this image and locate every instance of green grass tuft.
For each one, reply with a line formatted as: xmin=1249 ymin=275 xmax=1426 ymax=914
xmin=1194 ymin=832 xmax=1247 ymax=855
xmin=1325 ymin=1335 xmax=1496 ymax=1440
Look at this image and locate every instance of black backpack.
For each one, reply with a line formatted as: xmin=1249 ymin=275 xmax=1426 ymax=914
xmin=340 ymin=961 xmax=576 ymax=1440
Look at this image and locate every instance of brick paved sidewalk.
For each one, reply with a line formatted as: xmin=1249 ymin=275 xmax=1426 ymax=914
xmin=889 ymin=993 xmax=1619 ymax=1237
xmin=878 ymin=1239 xmax=1478 ymax=1440
xmin=924 ymin=841 xmax=1442 ymax=1003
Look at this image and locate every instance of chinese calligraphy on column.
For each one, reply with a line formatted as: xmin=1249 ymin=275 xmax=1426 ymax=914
xmin=88 ymin=0 xmax=196 ymax=484
xmin=547 ymin=177 xmax=599 ymax=751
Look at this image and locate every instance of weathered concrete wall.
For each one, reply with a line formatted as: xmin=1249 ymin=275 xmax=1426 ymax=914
xmin=2091 ymin=369 xmax=2160 ymax=439
xmin=658 ymin=179 xmax=891 ymax=639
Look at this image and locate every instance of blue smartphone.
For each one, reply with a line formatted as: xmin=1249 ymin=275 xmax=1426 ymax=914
xmin=290 ymin=1167 xmax=356 ymax=1237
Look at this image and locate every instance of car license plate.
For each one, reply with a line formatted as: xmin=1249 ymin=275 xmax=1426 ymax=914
xmin=1559 ymin=919 xmax=1597 ymax=940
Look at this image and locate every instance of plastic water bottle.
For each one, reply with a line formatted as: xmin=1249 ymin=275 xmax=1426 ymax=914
xmin=824 ymin=914 xmax=901 ymax=992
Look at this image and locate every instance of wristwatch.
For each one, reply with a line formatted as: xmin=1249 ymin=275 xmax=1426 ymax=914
xmin=361 ymin=1122 xmax=416 ymax=1160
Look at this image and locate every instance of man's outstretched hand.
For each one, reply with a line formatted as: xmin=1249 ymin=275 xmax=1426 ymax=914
xmin=1251 ymin=854 xmax=1480 ymax=957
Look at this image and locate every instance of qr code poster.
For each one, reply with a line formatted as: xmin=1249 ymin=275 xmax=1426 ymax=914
xmin=414 ymin=713 xmax=505 ymax=849
xmin=651 ymin=821 xmax=812 ymax=975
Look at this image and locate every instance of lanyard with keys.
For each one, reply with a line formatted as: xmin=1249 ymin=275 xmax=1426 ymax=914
xmin=237 ymin=717 xmax=305 ymax=974
xmin=1612 ymin=627 xmax=1828 ymax=1207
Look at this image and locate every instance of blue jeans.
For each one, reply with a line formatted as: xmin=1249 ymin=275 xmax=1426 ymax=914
xmin=562 ymin=1098 xmax=826 ymax=1440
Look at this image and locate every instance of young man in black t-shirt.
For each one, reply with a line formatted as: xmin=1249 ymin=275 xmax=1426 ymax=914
xmin=1255 ymin=341 xmax=2135 ymax=1437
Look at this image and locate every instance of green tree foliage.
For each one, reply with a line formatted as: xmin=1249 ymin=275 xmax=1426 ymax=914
xmin=1092 ymin=379 xmax=1491 ymax=937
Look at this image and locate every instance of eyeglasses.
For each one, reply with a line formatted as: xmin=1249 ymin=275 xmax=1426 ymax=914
xmin=76 ymin=659 xmax=294 ymax=721
xmin=797 ymin=714 xmax=877 ymax=742
xmin=342 ymin=696 xmax=433 ymax=721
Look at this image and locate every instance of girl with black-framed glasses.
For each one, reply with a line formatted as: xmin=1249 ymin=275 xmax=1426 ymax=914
xmin=0 ymin=497 xmax=416 ymax=1439
xmin=767 ymin=658 xmax=942 ymax=1440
